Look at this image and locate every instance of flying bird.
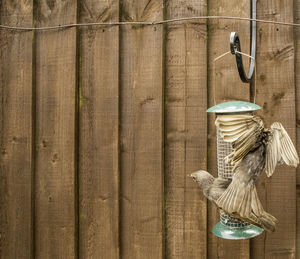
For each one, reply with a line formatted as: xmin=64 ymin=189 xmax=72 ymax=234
xmin=191 ymin=114 xmax=299 ymax=232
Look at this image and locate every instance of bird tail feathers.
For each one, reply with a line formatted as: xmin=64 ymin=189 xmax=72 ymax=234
xmin=216 ymin=177 xmax=277 ymax=232
xmin=216 ymin=178 xmax=253 ymax=218
xmin=258 ymin=212 xmax=277 ymax=232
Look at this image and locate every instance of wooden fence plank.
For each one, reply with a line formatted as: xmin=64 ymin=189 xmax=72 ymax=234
xmin=251 ymin=1 xmax=296 ymax=258
xmin=164 ymin=1 xmax=207 ymax=258
xmin=78 ymin=0 xmax=119 ymax=258
xmin=120 ymin=0 xmax=164 ymax=258
xmin=0 ymin=1 xmax=33 ymax=258
xmin=34 ymin=1 xmax=77 ymax=258
xmin=207 ymin=1 xmax=250 ymax=258
xmin=294 ymin=1 xmax=300 ymax=258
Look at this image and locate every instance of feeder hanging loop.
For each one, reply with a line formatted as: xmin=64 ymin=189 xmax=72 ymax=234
xmin=230 ymin=0 xmax=256 ymax=83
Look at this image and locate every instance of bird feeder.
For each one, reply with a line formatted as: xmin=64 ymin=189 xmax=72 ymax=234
xmin=207 ymin=101 xmax=264 ymax=240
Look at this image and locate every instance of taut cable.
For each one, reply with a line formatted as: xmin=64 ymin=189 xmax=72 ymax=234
xmin=0 ymin=16 xmax=299 ymax=31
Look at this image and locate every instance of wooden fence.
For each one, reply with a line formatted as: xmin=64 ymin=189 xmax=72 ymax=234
xmin=0 ymin=0 xmax=299 ymax=258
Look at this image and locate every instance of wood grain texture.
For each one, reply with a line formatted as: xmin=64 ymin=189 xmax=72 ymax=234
xmin=120 ymin=0 xmax=164 ymax=258
xmin=164 ymin=0 xmax=207 ymax=258
xmin=78 ymin=0 xmax=119 ymax=258
xmin=34 ymin=1 xmax=77 ymax=258
xmin=251 ymin=1 xmax=296 ymax=258
xmin=207 ymin=0 xmax=250 ymax=258
xmin=1 ymin=1 xmax=299 ymax=258
xmin=294 ymin=1 xmax=300 ymax=258
xmin=0 ymin=1 xmax=33 ymax=258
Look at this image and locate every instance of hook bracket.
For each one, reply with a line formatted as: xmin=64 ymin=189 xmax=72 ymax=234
xmin=230 ymin=0 xmax=256 ymax=83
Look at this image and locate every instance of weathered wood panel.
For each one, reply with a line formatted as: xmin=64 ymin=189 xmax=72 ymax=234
xmin=294 ymin=1 xmax=300 ymax=258
xmin=0 ymin=1 xmax=299 ymax=258
xmin=207 ymin=0 xmax=250 ymax=258
xmin=251 ymin=1 xmax=296 ymax=258
xmin=0 ymin=1 xmax=33 ymax=258
xmin=34 ymin=1 xmax=77 ymax=258
xmin=120 ymin=0 xmax=164 ymax=258
xmin=164 ymin=0 xmax=207 ymax=258
xmin=78 ymin=0 xmax=120 ymax=258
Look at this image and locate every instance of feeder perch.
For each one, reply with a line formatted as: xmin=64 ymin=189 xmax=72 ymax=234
xmin=207 ymin=101 xmax=264 ymax=240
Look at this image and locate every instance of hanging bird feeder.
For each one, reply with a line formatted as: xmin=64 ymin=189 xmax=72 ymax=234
xmin=207 ymin=101 xmax=264 ymax=239
xmin=191 ymin=0 xmax=298 ymax=240
xmin=205 ymin=0 xmax=263 ymax=239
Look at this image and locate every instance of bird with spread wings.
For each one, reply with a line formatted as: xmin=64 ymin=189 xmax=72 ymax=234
xmin=191 ymin=114 xmax=299 ymax=232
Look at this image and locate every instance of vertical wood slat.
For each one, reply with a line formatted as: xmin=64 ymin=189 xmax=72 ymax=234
xmin=78 ymin=0 xmax=119 ymax=258
xmin=0 ymin=1 xmax=33 ymax=258
xmin=251 ymin=1 xmax=296 ymax=258
xmin=34 ymin=1 xmax=77 ymax=258
xmin=294 ymin=0 xmax=300 ymax=258
xmin=0 ymin=2 xmax=299 ymax=258
xmin=207 ymin=0 xmax=250 ymax=258
xmin=164 ymin=0 xmax=207 ymax=258
xmin=120 ymin=0 xmax=164 ymax=258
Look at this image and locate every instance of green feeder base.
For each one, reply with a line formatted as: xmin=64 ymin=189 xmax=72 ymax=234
xmin=212 ymin=222 xmax=264 ymax=240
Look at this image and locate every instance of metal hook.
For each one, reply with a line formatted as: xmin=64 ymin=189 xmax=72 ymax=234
xmin=230 ymin=0 xmax=256 ymax=83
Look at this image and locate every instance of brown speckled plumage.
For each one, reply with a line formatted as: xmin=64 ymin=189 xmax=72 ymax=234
xmin=191 ymin=114 xmax=299 ymax=232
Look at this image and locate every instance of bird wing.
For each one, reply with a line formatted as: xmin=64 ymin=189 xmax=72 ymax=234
xmin=264 ymin=122 xmax=299 ymax=177
xmin=216 ymin=164 xmax=277 ymax=231
xmin=215 ymin=114 xmax=264 ymax=165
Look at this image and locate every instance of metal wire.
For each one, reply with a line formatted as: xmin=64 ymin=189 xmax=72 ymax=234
xmin=217 ymin=128 xmax=234 ymax=179
xmin=213 ymin=50 xmax=257 ymax=105
xmin=217 ymin=127 xmax=250 ymax=228
xmin=0 ymin=15 xmax=299 ymax=31
xmin=220 ymin=214 xmax=250 ymax=228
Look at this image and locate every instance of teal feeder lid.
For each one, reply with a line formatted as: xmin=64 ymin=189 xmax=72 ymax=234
xmin=212 ymin=214 xmax=264 ymax=240
xmin=207 ymin=101 xmax=261 ymax=113
xmin=212 ymin=222 xmax=264 ymax=240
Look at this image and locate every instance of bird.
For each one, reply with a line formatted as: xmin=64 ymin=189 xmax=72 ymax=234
xmin=190 ymin=114 xmax=299 ymax=232
xmin=190 ymin=170 xmax=277 ymax=231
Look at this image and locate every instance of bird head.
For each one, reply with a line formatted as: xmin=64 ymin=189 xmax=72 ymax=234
xmin=189 ymin=170 xmax=214 ymax=190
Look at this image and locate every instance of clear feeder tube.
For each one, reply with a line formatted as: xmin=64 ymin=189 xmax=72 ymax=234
xmin=216 ymin=128 xmax=250 ymax=227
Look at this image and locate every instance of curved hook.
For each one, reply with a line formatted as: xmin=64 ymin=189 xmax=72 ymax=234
xmin=230 ymin=0 xmax=256 ymax=83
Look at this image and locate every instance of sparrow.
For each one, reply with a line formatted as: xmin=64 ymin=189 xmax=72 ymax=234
xmin=191 ymin=114 xmax=299 ymax=232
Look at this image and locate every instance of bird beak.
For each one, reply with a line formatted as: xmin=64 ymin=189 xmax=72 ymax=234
xmin=187 ymin=174 xmax=193 ymax=178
